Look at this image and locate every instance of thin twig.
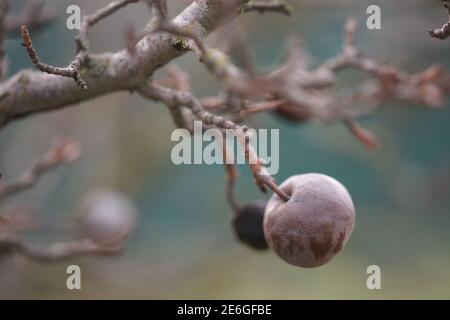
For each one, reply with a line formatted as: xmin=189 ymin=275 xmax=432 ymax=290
xmin=221 ymin=136 xmax=240 ymax=212
xmin=21 ymin=25 xmax=87 ymax=89
xmin=21 ymin=0 xmax=140 ymax=89
xmin=240 ymin=99 xmax=285 ymax=116
xmin=0 ymin=235 xmax=118 ymax=263
xmin=0 ymin=138 xmax=81 ymax=201
xmin=139 ymin=83 xmax=289 ymax=200
xmin=257 ymin=175 xmax=290 ymax=202
xmin=343 ymin=118 xmax=380 ymax=150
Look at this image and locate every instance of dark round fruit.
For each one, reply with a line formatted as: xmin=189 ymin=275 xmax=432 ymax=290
xmin=273 ymin=103 xmax=310 ymax=123
xmin=232 ymin=201 xmax=269 ymax=250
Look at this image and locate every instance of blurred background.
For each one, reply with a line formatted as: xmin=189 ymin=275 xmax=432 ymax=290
xmin=0 ymin=0 xmax=450 ymax=299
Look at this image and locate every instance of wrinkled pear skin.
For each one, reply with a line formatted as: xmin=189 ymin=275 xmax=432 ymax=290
xmin=264 ymin=173 xmax=355 ymax=268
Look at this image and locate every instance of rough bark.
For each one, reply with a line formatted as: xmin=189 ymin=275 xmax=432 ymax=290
xmin=0 ymin=0 xmax=246 ymax=128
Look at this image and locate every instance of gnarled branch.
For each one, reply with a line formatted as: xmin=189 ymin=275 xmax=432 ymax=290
xmin=0 ymin=0 xmax=248 ymax=128
xmin=0 ymin=138 xmax=80 ymax=202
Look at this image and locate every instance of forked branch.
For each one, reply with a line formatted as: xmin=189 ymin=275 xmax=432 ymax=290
xmin=20 ymin=0 xmax=141 ymax=89
xmin=0 ymin=138 xmax=80 ymax=202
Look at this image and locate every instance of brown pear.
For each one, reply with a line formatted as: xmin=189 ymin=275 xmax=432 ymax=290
xmin=264 ymin=173 xmax=355 ymax=268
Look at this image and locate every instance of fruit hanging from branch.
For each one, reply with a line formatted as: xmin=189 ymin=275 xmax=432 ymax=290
xmin=264 ymin=173 xmax=355 ymax=268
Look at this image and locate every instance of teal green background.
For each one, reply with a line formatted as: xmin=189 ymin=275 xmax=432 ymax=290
xmin=0 ymin=0 xmax=449 ymax=299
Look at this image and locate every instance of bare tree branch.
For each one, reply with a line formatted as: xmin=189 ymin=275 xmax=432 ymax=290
xmin=21 ymin=26 xmax=88 ymax=88
xmin=138 ymin=15 xmax=447 ymax=151
xmin=146 ymin=0 xmax=168 ymax=21
xmin=221 ymin=137 xmax=240 ymax=212
xmin=21 ymin=0 xmax=141 ymax=89
xmin=0 ymin=0 xmax=447 ymax=266
xmin=242 ymin=1 xmax=292 ymax=16
xmin=343 ymin=117 xmax=380 ymax=150
xmin=266 ymin=19 xmax=446 ymax=124
xmin=0 ymin=138 xmax=80 ymax=202
xmin=0 ymin=235 xmax=118 ymax=263
xmin=139 ymin=81 xmax=290 ymax=198
xmin=0 ymin=0 xmax=248 ymax=128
